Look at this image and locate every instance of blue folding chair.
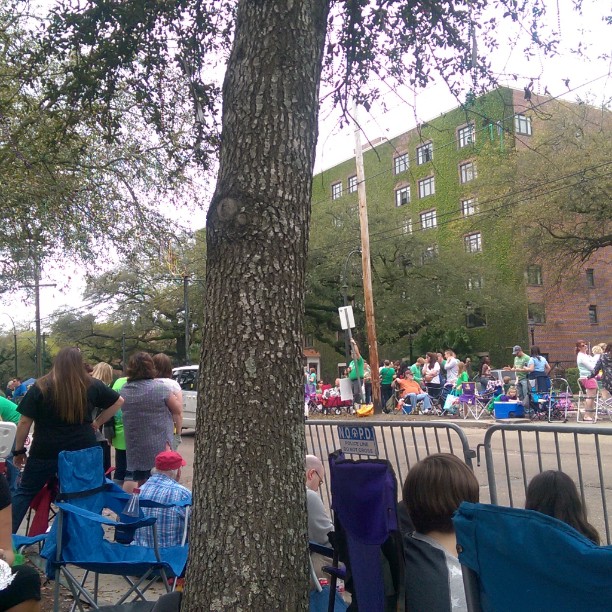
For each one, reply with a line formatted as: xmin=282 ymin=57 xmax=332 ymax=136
xmin=454 ymin=502 xmax=612 ymax=612
xmin=41 ymin=446 xmax=189 ymax=611
xmin=325 ymin=451 xmax=404 ymax=612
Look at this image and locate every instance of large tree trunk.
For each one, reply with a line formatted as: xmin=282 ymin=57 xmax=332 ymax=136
xmin=183 ymin=1 xmax=330 ymax=609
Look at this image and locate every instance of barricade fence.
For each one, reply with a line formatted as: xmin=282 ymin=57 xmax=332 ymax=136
xmin=305 ymin=420 xmax=475 ymax=510
xmin=306 ymin=420 xmax=612 ymax=545
xmin=479 ymin=423 xmax=612 ymax=545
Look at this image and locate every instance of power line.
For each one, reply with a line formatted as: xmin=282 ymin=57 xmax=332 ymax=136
xmin=309 ymin=161 xmax=612 ymax=261
xmin=311 ymin=73 xmax=611 ymax=212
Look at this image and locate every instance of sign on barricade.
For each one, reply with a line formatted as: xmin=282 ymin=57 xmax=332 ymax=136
xmin=337 ymin=425 xmax=378 ymax=456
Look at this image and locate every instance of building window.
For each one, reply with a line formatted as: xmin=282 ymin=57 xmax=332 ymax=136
xmin=528 ymin=303 xmax=546 ymax=324
xmin=348 ymin=175 xmax=358 ymax=194
xmin=394 ymin=153 xmax=409 ymax=174
xmin=466 ymin=276 xmax=484 ymax=290
xmin=526 ymin=265 xmax=543 ymax=286
xmin=586 ymin=268 xmax=595 ymax=288
xmin=458 ymin=123 xmax=475 ymax=148
xmin=332 ymin=182 xmax=342 ymax=200
xmin=395 ymin=186 xmax=410 ymax=207
xmin=589 ymin=305 xmax=598 ymax=324
xmin=332 ymin=216 xmax=343 ymax=228
xmin=514 ymin=114 xmax=532 ymax=136
xmin=418 ymin=176 xmax=435 ymax=198
xmin=464 ymin=233 xmax=482 ymax=253
xmin=466 ymin=307 xmax=487 ymax=328
xmin=347 ymin=204 xmax=357 ymax=217
xmin=403 ymin=218 xmax=413 ymax=235
xmin=421 ymin=244 xmax=438 ymax=264
xmin=416 ymin=142 xmax=433 ymax=165
xmin=461 ymin=198 xmax=477 ymax=216
xmin=420 ymin=209 xmax=437 ymax=229
xmin=459 ymin=161 xmax=477 ymax=183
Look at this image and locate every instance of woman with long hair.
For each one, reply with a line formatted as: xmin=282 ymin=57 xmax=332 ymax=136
xmin=11 ymin=347 xmax=123 ymax=533
xmin=152 ymin=353 xmax=183 ymax=448
xmin=478 ymin=356 xmax=492 ymax=394
xmin=91 ymin=362 xmax=115 ymax=472
xmin=525 ymin=470 xmax=600 ymax=544
xmin=120 ymin=352 xmax=183 ymax=492
xmin=422 ymin=352 xmax=441 ymax=406
xmin=576 ymin=340 xmax=598 ymax=421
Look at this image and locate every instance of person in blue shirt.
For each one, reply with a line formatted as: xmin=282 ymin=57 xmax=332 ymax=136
xmin=12 ymin=377 xmax=36 ymax=403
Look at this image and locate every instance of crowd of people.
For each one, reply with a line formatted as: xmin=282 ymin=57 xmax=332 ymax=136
xmin=309 ymin=338 xmax=611 ymax=421
xmin=0 ymin=347 xmax=192 ymax=610
xmin=307 ymin=450 xmax=601 ymax=611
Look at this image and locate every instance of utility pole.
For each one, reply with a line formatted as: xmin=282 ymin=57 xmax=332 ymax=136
xmin=23 ymin=255 xmax=56 ymax=377
xmin=1 ymin=313 xmax=18 ymax=377
xmin=341 ymin=248 xmax=361 ymax=366
xmin=122 ymin=328 xmax=127 ymax=374
xmin=353 ymin=101 xmax=381 ymax=412
xmin=183 ymin=274 xmax=190 ymax=365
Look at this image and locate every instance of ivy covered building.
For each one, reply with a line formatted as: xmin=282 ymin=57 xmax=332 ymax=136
xmin=308 ymin=86 xmax=611 ymax=374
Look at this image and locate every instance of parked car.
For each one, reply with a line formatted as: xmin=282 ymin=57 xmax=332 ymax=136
xmin=172 ymin=365 xmax=199 ymax=429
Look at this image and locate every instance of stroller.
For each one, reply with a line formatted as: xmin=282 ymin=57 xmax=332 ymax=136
xmin=320 ymin=386 xmax=353 ymax=416
xmin=528 ymin=376 xmax=569 ymax=422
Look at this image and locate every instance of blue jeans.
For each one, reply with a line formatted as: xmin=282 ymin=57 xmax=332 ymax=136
xmin=402 ymin=393 xmax=432 ymax=414
xmin=12 ymin=456 xmax=58 ymax=534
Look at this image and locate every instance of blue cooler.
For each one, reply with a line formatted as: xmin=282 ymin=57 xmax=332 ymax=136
xmin=494 ymin=401 xmax=525 ymax=419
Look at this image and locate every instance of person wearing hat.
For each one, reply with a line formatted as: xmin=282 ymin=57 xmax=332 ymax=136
xmin=133 ymin=450 xmax=192 ymax=548
xmin=507 ymin=345 xmax=530 ymax=406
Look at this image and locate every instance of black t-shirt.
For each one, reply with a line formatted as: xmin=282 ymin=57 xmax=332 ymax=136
xmin=18 ymin=379 xmax=120 ymax=460
xmin=0 ymin=474 xmax=10 ymax=511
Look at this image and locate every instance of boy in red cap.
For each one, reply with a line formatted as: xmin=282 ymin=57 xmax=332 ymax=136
xmin=133 ymin=450 xmax=192 ymax=548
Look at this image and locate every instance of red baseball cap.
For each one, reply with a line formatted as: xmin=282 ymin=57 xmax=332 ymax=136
xmin=155 ymin=450 xmax=186 ymax=471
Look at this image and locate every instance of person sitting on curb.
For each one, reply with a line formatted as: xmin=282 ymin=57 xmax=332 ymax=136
xmin=133 ymin=450 xmax=192 ymax=548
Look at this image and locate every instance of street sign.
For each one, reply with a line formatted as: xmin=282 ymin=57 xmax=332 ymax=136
xmin=337 ymin=425 xmax=379 ymax=457
xmin=338 ymin=306 xmax=355 ymax=330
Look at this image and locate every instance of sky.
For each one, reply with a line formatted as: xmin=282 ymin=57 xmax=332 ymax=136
xmin=0 ymin=0 xmax=610 ymax=333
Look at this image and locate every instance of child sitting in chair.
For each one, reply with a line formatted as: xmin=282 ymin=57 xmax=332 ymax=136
xmin=498 ymin=385 xmax=520 ymax=402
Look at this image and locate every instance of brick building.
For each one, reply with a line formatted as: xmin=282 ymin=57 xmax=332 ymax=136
xmin=309 ymin=87 xmax=610 ymax=371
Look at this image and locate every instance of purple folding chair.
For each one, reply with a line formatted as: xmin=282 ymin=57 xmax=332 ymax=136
xmin=327 ymin=451 xmax=405 ymax=612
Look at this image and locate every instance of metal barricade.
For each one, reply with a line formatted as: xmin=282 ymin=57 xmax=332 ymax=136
xmin=479 ymin=423 xmax=612 ymax=544
xmin=306 ymin=419 xmax=475 ymax=509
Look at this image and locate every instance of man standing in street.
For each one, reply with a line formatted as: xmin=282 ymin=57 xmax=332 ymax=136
xmin=379 ymin=360 xmax=395 ymax=410
xmin=508 ymin=345 xmax=530 ymax=406
xmin=347 ymin=338 xmax=364 ymax=406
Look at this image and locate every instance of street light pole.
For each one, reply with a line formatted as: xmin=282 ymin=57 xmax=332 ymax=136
xmin=342 ymin=248 xmax=361 ymax=365
xmin=183 ymin=274 xmax=191 ymax=365
xmin=1 ymin=313 xmax=18 ymax=377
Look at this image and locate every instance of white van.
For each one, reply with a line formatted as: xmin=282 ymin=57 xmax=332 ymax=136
xmin=172 ymin=365 xmax=199 ymax=429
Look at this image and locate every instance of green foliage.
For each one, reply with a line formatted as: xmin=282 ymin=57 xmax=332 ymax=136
xmin=564 ymin=367 xmax=580 ymax=395
xmin=0 ymin=0 xmax=205 ymax=285
xmin=308 ymin=88 xmax=528 ymax=364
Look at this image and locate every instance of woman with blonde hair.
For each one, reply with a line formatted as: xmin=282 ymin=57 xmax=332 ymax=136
xmin=11 ymin=347 xmax=123 ymax=532
xmin=91 ymin=362 xmax=115 ymax=472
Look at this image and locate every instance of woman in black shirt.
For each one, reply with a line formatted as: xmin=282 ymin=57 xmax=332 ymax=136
xmin=11 ymin=347 xmax=123 ymax=533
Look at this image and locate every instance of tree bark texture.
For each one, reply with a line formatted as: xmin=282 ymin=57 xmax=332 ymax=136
xmin=183 ymin=1 xmax=330 ymax=610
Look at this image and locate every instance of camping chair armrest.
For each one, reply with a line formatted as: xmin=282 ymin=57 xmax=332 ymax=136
xmin=55 ymin=502 xmax=157 ymax=529
xmin=140 ymin=498 xmax=192 ymax=509
xmin=309 ymin=542 xmax=334 ymax=558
